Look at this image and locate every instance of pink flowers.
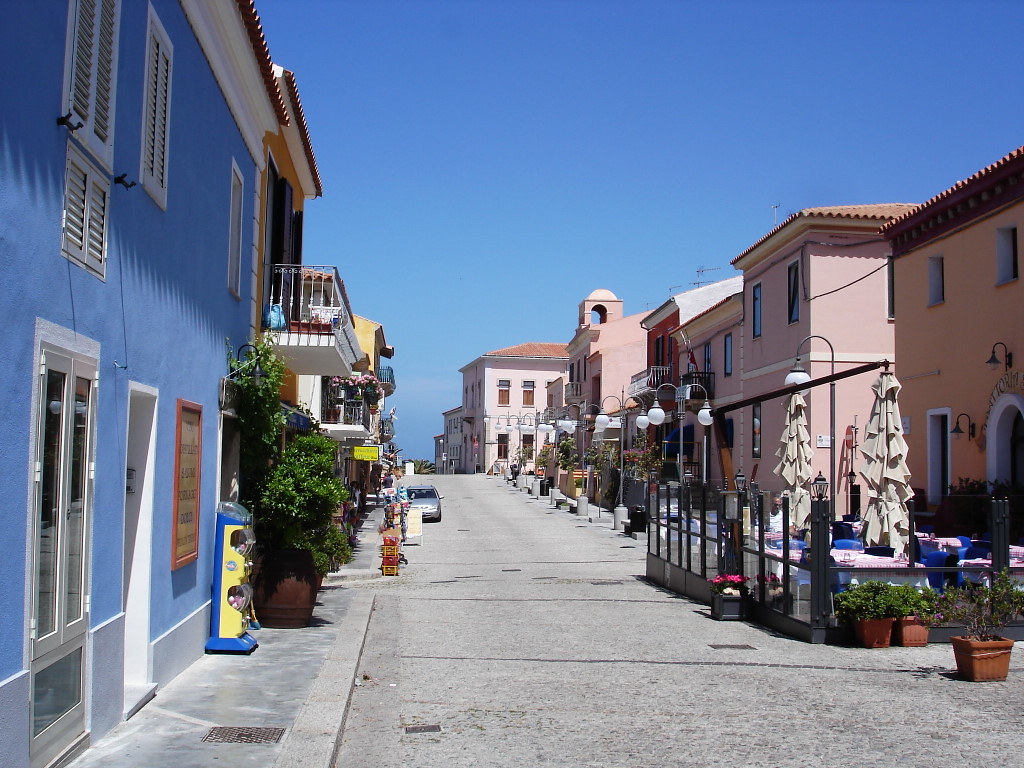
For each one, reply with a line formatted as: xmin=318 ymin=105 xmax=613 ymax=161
xmin=709 ymin=573 xmax=750 ymax=595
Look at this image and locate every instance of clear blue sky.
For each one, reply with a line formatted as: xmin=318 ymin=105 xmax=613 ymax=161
xmin=256 ymin=0 xmax=1024 ymax=461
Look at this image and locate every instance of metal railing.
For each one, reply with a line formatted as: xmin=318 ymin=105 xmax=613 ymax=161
xmin=266 ymin=264 xmax=352 ymax=333
xmin=678 ymin=370 xmax=715 ymax=401
xmin=626 ymin=366 xmax=672 ymax=398
xmin=564 ymin=381 xmax=585 ymax=401
xmin=377 ymin=366 xmax=396 ymax=393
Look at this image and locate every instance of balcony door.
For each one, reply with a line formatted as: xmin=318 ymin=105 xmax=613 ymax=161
xmin=30 ymin=349 xmax=95 ymax=766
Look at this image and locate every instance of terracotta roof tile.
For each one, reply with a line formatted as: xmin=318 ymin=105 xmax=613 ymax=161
xmin=881 ymin=145 xmax=1024 ymax=233
xmin=281 ymin=69 xmax=322 ymax=197
xmin=486 ymin=342 xmax=570 ymax=358
xmin=732 ymin=204 xmax=916 ymax=265
xmin=237 ymin=1 xmax=289 ymax=125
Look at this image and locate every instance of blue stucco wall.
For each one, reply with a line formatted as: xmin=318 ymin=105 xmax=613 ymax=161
xmin=0 ymin=0 xmax=258 ymax=698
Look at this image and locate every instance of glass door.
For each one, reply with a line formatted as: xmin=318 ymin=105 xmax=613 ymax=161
xmin=31 ymin=349 xmax=94 ymax=765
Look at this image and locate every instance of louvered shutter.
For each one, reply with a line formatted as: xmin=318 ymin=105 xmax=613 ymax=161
xmin=64 ymin=160 xmax=89 ymax=260
xmin=63 ymin=149 xmax=108 ymax=277
xmin=143 ymin=26 xmax=171 ymax=196
xmin=67 ymin=0 xmax=117 ymax=153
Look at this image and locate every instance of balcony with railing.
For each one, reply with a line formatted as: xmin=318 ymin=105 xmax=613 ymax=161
xmin=677 ymin=370 xmax=715 ymax=402
xmin=263 ymin=264 xmax=362 ymax=376
xmin=564 ymin=381 xmax=585 ymax=403
xmin=319 ymin=377 xmax=371 ymax=441
xmin=377 ymin=365 xmax=396 ymax=396
xmin=378 ymin=417 xmax=395 ymax=440
xmin=626 ymin=365 xmax=672 ymax=398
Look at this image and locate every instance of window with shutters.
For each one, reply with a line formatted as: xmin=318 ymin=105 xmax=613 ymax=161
xmin=63 ymin=0 xmax=120 ymax=165
xmin=140 ymin=8 xmax=172 ymax=208
xmin=62 ymin=146 xmax=109 ymax=279
xmin=497 ymin=379 xmax=510 ymax=406
xmin=227 ymin=161 xmax=244 ymax=297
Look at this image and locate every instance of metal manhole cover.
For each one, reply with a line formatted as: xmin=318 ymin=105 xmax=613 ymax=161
xmin=708 ymin=644 xmax=757 ymax=650
xmin=202 ymin=727 xmax=285 ymax=744
xmin=405 ymin=724 xmax=442 ymax=734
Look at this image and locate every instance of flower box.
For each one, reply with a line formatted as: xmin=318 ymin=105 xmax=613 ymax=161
xmin=711 ymin=593 xmax=746 ymax=621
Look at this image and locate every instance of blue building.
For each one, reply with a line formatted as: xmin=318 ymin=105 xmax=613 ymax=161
xmin=0 ymin=2 xmax=289 ymax=765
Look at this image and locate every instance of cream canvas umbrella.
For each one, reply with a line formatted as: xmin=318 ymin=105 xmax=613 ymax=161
xmin=773 ymin=392 xmax=815 ymax=531
xmin=860 ymin=371 xmax=912 ymax=552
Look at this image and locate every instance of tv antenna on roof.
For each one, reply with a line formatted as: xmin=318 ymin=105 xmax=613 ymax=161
xmin=772 ymin=203 xmax=781 ymax=226
xmin=693 ymin=266 xmax=721 ymax=288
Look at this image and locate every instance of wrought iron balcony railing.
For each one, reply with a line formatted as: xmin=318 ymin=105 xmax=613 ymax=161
xmin=626 ymin=366 xmax=672 ymax=398
xmin=677 ymin=370 xmax=715 ymax=402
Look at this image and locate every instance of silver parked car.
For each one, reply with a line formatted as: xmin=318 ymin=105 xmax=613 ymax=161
xmin=407 ymin=485 xmax=443 ymax=522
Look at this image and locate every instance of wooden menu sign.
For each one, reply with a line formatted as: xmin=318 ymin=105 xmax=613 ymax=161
xmin=172 ymin=399 xmax=202 ymax=570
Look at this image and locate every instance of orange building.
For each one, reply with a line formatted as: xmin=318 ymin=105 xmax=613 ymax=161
xmin=883 ymin=146 xmax=1024 ymax=509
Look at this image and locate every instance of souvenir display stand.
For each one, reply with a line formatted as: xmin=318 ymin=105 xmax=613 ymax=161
xmin=205 ymin=501 xmax=258 ymax=653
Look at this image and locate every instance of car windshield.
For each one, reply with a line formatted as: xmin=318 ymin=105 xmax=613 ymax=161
xmin=408 ymin=488 xmax=438 ymax=500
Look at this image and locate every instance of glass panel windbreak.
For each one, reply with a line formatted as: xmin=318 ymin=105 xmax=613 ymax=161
xmin=65 ymin=377 xmax=91 ymax=624
xmin=32 ymin=646 xmax=82 ymax=737
xmin=37 ymin=370 xmax=66 ymax=641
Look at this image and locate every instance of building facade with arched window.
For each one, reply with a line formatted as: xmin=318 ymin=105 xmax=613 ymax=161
xmin=883 ymin=145 xmax=1024 ymax=507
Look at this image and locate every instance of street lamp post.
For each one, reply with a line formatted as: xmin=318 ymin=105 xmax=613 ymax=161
xmin=786 ymin=335 xmax=836 ymax=521
xmin=595 ymin=391 xmax=631 ymax=529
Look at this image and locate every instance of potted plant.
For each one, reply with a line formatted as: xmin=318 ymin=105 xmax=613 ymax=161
xmin=251 ymin=433 xmax=349 ymax=627
xmin=891 ymin=585 xmax=937 ymax=647
xmin=834 ymin=581 xmax=904 ymax=647
xmin=709 ymin=573 xmax=750 ymax=621
xmin=925 ymin=569 xmax=1024 ymax=681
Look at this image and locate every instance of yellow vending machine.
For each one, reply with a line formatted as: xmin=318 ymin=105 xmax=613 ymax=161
xmin=205 ymin=501 xmax=258 ymax=654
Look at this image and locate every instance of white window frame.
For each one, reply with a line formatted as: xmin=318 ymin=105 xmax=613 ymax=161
xmin=227 ymin=160 xmax=244 ymax=298
xmin=140 ymin=5 xmax=173 ymax=208
xmin=996 ymin=226 xmax=1019 ymax=285
xmin=928 ymin=255 xmax=944 ymax=306
xmin=926 ymin=408 xmax=951 ymax=506
xmin=62 ymin=145 xmax=109 ymax=279
xmin=62 ymin=0 xmax=121 ymax=167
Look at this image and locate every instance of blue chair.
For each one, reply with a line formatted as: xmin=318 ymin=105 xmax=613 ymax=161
xmin=832 ymin=522 xmax=856 ymax=540
xmin=956 ymin=536 xmax=972 ymax=548
xmin=963 ymin=546 xmax=990 ymax=560
xmin=787 ymin=540 xmax=807 ymax=550
xmin=864 ymin=546 xmax=895 ymax=558
xmin=924 ymin=551 xmax=957 ymax=592
xmin=833 ymin=539 xmax=862 ymax=550
xmin=971 ymin=540 xmax=992 ymax=553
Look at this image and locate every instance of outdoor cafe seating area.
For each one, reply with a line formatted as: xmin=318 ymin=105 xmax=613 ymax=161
xmin=645 ymin=480 xmax=1024 ymax=643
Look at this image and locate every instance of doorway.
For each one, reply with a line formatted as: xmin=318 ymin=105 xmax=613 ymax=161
xmin=122 ymin=385 xmax=158 ymax=718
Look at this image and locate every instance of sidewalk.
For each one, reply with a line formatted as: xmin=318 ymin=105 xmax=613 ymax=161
xmin=68 ymin=505 xmax=386 ymax=768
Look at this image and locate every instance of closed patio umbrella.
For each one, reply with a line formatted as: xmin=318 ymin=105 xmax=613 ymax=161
xmin=859 ymin=371 xmax=912 ymax=552
xmin=773 ymin=392 xmax=815 ymax=531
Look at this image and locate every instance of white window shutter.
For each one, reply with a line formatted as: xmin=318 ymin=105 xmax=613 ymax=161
xmin=69 ymin=0 xmax=97 ymax=126
xmin=86 ymin=178 xmax=107 ymax=273
xmin=142 ymin=20 xmax=172 ymax=203
xmin=92 ymin=0 xmax=117 ymax=144
xmin=64 ymin=160 xmax=88 ymax=260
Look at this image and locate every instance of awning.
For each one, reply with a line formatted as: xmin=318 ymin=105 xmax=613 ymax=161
xmin=663 ymin=427 xmax=680 ymax=458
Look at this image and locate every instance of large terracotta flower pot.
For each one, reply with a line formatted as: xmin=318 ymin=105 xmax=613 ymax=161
xmin=894 ymin=617 xmax=929 ymax=647
xmin=251 ymin=549 xmax=319 ymax=628
xmin=854 ymin=617 xmax=894 ymax=648
xmin=950 ymin=636 xmax=1014 ymax=682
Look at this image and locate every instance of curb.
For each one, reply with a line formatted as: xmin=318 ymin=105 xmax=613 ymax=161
xmin=273 ymin=590 xmax=376 ymax=768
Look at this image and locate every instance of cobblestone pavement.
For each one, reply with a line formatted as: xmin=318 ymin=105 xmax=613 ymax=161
xmin=337 ymin=474 xmax=1024 ymax=768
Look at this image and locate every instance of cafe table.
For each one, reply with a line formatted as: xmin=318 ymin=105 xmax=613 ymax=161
xmin=771 ymin=549 xmax=930 ymax=589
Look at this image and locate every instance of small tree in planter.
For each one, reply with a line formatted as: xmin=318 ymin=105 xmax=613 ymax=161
xmin=925 ymin=569 xmax=1024 ymax=681
xmin=834 ymin=581 xmax=905 ymax=648
xmin=890 ymin=585 xmax=937 ymax=647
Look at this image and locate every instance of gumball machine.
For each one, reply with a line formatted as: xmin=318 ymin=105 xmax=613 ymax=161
xmin=205 ymin=501 xmax=258 ymax=653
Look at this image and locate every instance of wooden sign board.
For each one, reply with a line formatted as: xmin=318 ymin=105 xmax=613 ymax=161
xmin=172 ymin=399 xmax=202 ymax=570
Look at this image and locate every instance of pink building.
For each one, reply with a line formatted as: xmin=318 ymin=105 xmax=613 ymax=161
xmin=458 ymin=343 xmax=569 ymax=474
xmin=675 ymin=205 xmax=913 ymax=516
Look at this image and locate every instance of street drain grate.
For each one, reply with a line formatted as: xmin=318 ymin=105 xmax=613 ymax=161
xmin=405 ymin=724 xmax=442 ymax=734
xmin=590 ymin=580 xmax=623 ymax=586
xmin=202 ymin=726 xmax=285 ymax=744
xmin=502 ymin=568 xmax=522 ymax=572
xmin=457 ymin=529 xmax=471 ymax=531
xmin=454 ymin=575 xmax=481 ymax=579
xmin=620 ymin=545 xmax=636 ymax=548
xmin=709 ymin=644 xmax=757 ymax=650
